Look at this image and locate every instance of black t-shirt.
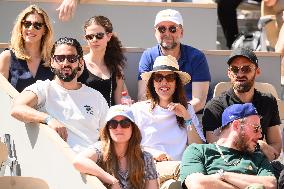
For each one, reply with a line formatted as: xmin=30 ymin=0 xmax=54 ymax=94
xmin=78 ymin=67 xmax=117 ymax=107
xmin=202 ymin=88 xmax=281 ymax=138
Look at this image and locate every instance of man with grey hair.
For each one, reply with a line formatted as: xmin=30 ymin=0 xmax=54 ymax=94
xmin=137 ymin=9 xmax=212 ymax=115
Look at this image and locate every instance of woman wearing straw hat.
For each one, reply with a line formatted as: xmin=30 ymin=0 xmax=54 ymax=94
xmin=131 ymin=55 xmax=205 ymax=162
xmin=73 ymin=105 xmax=159 ymax=189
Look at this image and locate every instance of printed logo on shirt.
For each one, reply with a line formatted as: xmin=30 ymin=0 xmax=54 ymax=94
xmin=84 ymin=105 xmax=94 ymax=115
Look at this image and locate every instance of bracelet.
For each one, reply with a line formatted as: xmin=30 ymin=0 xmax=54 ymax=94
xmin=112 ymin=180 xmax=119 ymax=185
xmin=108 ymin=179 xmax=119 ymax=187
xmin=185 ymin=119 xmax=193 ymax=126
xmin=43 ymin=115 xmax=53 ymax=125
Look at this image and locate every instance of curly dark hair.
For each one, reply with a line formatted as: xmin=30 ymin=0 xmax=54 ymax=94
xmin=51 ymin=37 xmax=83 ymax=58
xmin=146 ymin=72 xmax=188 ymax=128
xmin=84 ymin=16 xmax=126 ymax=78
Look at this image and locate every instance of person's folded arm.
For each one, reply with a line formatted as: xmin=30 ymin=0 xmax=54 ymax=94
xmin=184 ymin=173 xmax=237 ymax=189
xmin=222 ymin=172 xmax=276 ymax=189
xmin=73 ymin=148 xmax=119 ymax=186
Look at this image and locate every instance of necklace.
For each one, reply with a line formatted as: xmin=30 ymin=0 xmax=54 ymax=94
xmin=109 ymin=73 xmax=112 ymax=107
xmin=215 ymin=143 xmax=241 ymax=166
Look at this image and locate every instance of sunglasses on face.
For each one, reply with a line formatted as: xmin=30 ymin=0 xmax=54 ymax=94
xmin=52 ymin=55 xmax=80 ymax=64
xmin=85 ymin=32 xmax=106 ymax=41
xmin=153 ymin=73 xmax=176 ymax=83
xmin=22 ymin=20 xmax=44 ymax=30
xmin=107 ymin=119 xmax=132 ymax=129
xmin=156 ymin=25 xmax=179 ymax=34
xmin=229 ymin=65 xmax=255 ymax=75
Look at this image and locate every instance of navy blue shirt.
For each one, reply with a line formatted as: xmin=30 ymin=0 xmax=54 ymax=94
xmin=8 ymin=49 xmax=54 ymax=92
xmin=138 ymin=44 xmax=212 ymax=103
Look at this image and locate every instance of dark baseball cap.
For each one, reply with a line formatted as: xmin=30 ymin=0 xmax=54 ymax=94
xmin=227 ymin=48 xmax=258 ymax=67
xmin=221 ymin=103 xmax=259 ymax=128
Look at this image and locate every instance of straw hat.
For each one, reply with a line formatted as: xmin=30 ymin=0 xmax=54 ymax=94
xmin=141 ymin=55 xmax=191 ymax=85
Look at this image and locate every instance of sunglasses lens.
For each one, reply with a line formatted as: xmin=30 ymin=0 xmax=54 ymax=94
xmin=23 ymin=21 xmax=32 ymax=28
xmin=53 ymin=55 xmax=65 ymax=63
xmin=157 ymin=26 xmax=166 ymax=34
xmin=33 ymin=22 xmax=43 ymax=30
xmin=85 ymin=34 xmax=94 ymax=41
xmin=95 ymin=32 xmax=105 ymax=40
xmin=230 ymin=66 xmax=239 ymax=74
xmin=240 ymin=66 xmax=252 ymax=74
xmin=119 ymin=119 xmax=132 ymax=128
xmin=66 ymin=55 xmax=79 ymax=63
xmin=164 ymin=74 xmax=176 ymax=82
xmin=108 ymin=120 xmax=118 ymax=129
xmin=169 ymin=26 xmax=177 ymax=33
xmin=153 ymin=74 xmax=163 ymax=82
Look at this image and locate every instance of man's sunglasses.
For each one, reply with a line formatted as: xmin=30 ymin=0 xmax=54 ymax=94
xmin=153 ymin=73 xmax=176 ymax=83
xmin=22 ymin=21 xmax=44 ymax=30
xmin=107 ymin=119 xmax=132 ymax=129
xmin=85 ymin=32 xmax=106 ymax=41
xmin=52 ymin=55 xmax=80 ymax=64
xmin=229 ymin=65 xmax=255 ymax=75
xmin=156 ymin=25 xmax=179 ymax=34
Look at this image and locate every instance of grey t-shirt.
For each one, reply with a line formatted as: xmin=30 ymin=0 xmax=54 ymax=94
xmin=92 ymin=145 xmax=158 ymax=189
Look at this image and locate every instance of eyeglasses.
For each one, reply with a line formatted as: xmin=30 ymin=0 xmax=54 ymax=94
xmin=156 ymin=25 xmax=179 ymax=34
xmin=247 ymin=123 xmax=262 ymax=133
xmin=52 ymin=55 xmax=80 ymax=64
xmin=229 ymin=65 xmax=255 ymax=75
xmin=153 ymin=73 xmax=176 ymax=83
xmin=22 ymin=20 xmax=44 ymax=30
xmin=107 ymin=119 xmax=132 ymax=129
xmin=85 ymin=32 xmax=106 ymax=41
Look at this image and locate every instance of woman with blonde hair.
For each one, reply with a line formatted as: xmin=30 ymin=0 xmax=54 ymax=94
xmin=78 ymin=15 xmax=127 ymax=107
xmin=73 ymin=105 xmax=159 ymax=189
xmin=0 ymin=4 xmax=54 ymax=92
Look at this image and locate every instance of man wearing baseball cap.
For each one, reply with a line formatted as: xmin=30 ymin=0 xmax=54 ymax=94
xmin=137 ymin=9 xmax=212 ymax=116
xmin=203 ymin=47 xmax=282 ymax=162
xmin=180 ymin=103 xmax=276 ymax=189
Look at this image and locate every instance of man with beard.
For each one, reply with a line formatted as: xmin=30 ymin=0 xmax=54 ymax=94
xmin=137 ymin=9 xmax=211 ymax=114
xmin=11 ymin=37 xmax=108 ymax=153
xmin=202 ymin=47 xmax=282 ymax=162
xmin=179 ymin=103 xmax=277 ymax=189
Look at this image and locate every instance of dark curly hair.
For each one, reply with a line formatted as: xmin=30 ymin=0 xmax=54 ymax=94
xmin=50 ymin=37 xmax=83 ymax=58
xmin=83 ymin=16 xmax=126 ymax=78
xmin=146 ymin=72 xmax=188 ymax=128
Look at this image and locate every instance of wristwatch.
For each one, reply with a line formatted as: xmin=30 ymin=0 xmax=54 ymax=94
xmin=217 ymin=169 xmax=225 ymax=181
xmin=43 ymin=115 xmax=53 ymax=125
xmin=185 ymin=119 xmax=193 ymax=126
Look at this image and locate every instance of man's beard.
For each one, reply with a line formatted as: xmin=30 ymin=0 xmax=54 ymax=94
xmin=233 ymin=130 xmax=254 ymax=153
xmin=232 ymin=73 xmax=256 ymax=93
xmin=51 ymin=66 xmax=79 ymax=82
xmin=159 ymin=37 xmax=178 ymax=50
